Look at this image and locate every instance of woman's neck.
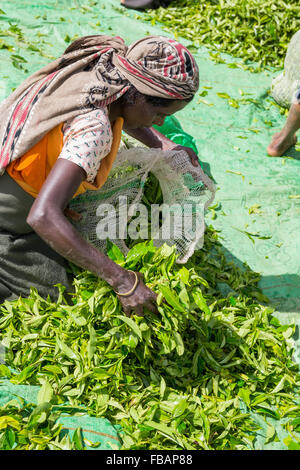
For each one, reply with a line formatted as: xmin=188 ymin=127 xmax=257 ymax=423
xmin=108 ymin=100 xmax=123 ymax=123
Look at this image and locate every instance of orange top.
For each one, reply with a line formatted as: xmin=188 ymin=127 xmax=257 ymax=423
xmin=6 ymin=117 xmax=124 ymax=199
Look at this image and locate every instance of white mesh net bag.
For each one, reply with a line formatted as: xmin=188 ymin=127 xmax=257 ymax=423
xmin=68 ymin=137 xmax=216 ymax=264
xmin=271 ymin=30 xmax=300 ymax=109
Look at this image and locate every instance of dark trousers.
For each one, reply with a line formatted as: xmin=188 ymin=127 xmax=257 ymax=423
xmin=0 ymin=172 xmax=73 ymax=303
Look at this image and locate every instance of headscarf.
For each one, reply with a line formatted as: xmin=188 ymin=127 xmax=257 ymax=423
xmin=0 ymin=34 xmax=199 ymax=173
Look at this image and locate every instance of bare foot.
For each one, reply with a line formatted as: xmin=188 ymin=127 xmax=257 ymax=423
xmin=267 ymin=131 xmax=297 ymax=156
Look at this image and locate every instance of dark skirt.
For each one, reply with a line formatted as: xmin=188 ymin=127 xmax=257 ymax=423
xmin=0 ymin=172 xmax=73 ymax=303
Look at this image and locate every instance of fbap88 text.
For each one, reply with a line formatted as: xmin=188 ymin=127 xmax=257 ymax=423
xmin=151 ymin=454 xmax=193 ymax=465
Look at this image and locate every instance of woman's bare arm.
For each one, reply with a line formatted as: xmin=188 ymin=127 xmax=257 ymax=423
xmin=26 ymin=159 xmax=136 ymax=291
xmin=26 ymin=159 xmax=158 ymax=315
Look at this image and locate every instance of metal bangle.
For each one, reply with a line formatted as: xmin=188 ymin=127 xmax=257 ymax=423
xmin=115 ymin=271 xmax=139 ymax=297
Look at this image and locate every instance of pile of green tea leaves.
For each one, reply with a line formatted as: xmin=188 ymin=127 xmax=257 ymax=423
xmin=141 ymin=0 xmax=300 ymax=71
xmin=0 ymin=225 xmax=299 ymax=450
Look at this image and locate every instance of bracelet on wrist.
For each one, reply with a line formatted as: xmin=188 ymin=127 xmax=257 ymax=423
xmin=115 ymin=271 xmax=139 ymax=297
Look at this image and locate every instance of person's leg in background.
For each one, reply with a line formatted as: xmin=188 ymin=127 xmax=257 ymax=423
xmin=267 ymin=89 xmax=300 ymax=156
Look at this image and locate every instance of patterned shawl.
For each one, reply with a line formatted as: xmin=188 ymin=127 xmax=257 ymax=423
xmin=0 ymin=34 xmax=199 ymax=173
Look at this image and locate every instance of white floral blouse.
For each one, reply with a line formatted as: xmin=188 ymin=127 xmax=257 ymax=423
xmin=58 ymin=107 xmax=113 ymax=183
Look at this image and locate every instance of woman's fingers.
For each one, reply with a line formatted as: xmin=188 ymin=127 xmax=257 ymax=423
xmin=171 ymin=144 xmax=200 ymax=167
xmin=122 ymin=303 xmax=133 ymax=317
xmin=191 ymin=157 xmax=199 ymax=167
xmin=145 ymin=301 xmax=158 ymax=314
xmin=63 ymin=207 xmax=82 ymax=221
xmin=122 ymin=299 xmax=158 ymax=317
xmin=134 ymin=306 xmax=144 ymax=317
xmin=187 ymin=150 xmax=200 ymax=167
xmin=150 ymin=290 xmax=158 ymax=302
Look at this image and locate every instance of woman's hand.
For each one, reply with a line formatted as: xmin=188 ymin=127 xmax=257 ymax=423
xmin=116 ymin=272 xmax=158 ymax=317
xmin=162 ymin=142 xmax=200 ymax=167
xmin=123 ymin=127 xmax=200 ymax=167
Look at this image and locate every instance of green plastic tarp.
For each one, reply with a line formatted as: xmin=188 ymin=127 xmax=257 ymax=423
xmin=0 ymin=378 xmax=121 ymax=450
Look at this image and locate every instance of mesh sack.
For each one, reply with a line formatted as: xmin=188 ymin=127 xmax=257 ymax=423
xmin=69 ymin=137 xmax=215 ymax=264
xmin=271 ymin=30 xmax=300 ymax=108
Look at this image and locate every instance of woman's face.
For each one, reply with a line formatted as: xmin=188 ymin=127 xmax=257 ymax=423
xmin=122 ymin=96 xmax=188 ymax=129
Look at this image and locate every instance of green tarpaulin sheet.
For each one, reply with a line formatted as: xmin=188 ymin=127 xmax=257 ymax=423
xmin=0 ymin=378 xmax=121 ymax=449
xmin=0 ymin=0 xmax=299 ymax=450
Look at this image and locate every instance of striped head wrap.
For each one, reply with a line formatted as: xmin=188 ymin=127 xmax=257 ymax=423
xmin=0 ymin=34 xmax=199 ymax=172
xmin=114 ymin=35 xmax=199 ymax=100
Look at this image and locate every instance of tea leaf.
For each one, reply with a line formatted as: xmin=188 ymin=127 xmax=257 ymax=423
xmin=37 ymin=380 xmax=53 ymax=405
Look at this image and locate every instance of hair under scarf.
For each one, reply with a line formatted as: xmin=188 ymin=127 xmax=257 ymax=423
xmin=0 ymin=34 xmax=199 ymax=172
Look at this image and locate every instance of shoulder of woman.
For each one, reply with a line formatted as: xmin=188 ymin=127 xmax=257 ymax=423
xmin=63 ymin=107 xmax=112 ymax=136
